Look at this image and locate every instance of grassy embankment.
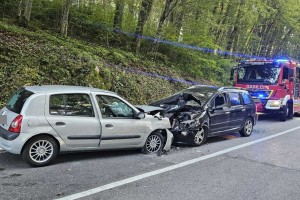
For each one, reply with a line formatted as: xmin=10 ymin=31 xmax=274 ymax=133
xmin=0 ymin=20 xmax=233 ymax=107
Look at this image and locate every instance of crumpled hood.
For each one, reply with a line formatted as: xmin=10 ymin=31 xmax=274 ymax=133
xmin=135 ymin=105 xmax=165 ymax=113
xmin=150 ymin=93 xmax=201 ymax=113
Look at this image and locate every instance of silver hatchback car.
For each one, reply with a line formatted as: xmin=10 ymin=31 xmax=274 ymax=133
xmin=0 ymin=85 xmax=173 ymax=167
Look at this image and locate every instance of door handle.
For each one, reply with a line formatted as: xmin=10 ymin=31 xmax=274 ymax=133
xmin=55 ymin=122 xmax=66 ymax=126
xmin=225 ymin=112 xmax=230 ymax=114
xmin=105 ymin=124 xmax=114 ymax=128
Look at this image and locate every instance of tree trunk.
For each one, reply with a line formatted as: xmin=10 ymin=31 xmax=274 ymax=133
xmin=215 ymin=0 xmax=231 ymax=45
xmin=134 ymin=0 xmax=154 ymax=53
xmin=61 ymin=0 xmax=73 ymax=37
xmin=113 ymin=0 xmax=125 ymax=30
xmin=226 ymin=0 xmax=244 ymax=53
xmin=24 ymin=0 xmax=33 ymax=21
xmin=17 ymin=0 xmax=23 ymax=19
xmin=156 ymin=0 xmax=178 ymax=37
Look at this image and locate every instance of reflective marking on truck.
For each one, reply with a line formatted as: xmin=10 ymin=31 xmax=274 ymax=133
xmin=246 ymin=85 xmax=270 ymax=90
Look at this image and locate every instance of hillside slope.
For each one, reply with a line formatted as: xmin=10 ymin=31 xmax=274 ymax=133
xmin=0 ymin=21 xmax=231 ymax=106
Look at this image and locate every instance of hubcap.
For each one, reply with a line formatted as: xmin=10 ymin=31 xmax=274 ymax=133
xmin=245 ymin=120 xmax=253 ymax=135
xmin=194 ymin=129 xmax=204 ymax=144
xmin=29 ymin=140 xmax=54 ymax=163
xmin=146 ymin=135 xmax=162 ymax=153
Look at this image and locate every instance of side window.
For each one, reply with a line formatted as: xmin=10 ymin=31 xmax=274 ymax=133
xmin=96 ymin=95 xmax=134 ymax=118
xmin=213 ymin=93 xmax=226 ymax=108
xmin=242 ymin=93 xmax=253 ymax=105
xmin=228 ymin=93 xmax=242 ymax=106
xmin=283 ymin=67 xmax=289 ymax=80
xmin=49 ymin=94 xmax=65 ymax=115
xmin=49 ymin=94 xmax=94 ymax=117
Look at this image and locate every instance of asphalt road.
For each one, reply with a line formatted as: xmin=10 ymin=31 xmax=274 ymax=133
xmin=1 ymin=115 xmax=300 ymax=200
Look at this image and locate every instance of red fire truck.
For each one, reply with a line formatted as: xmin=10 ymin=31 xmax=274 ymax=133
xmin=231 ymin=59 xmax=300 ymax=121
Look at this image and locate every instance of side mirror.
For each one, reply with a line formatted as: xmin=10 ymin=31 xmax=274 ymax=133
xmin=135 ymin=112 xmax=145 ymax=119
xmin=213 ymin=106 xmax=224 ymax=111
xmin=289 ymin=77 xmax=294 ymax=82
xmin=210 ymin=106 xmax=223 ymax=113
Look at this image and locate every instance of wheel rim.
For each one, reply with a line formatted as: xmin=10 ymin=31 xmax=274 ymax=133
xmin=194 ymin=129 xmax=204 ymax=144
xmin=146 ymin=135 xmax=162 ymax=153
xmin=287 ymin=107 xmax=289 ymax=117
xmin=245 ymin=120 xmax=253 ymax=135
xmin=29 ymin=140 xmax=54 ymax=163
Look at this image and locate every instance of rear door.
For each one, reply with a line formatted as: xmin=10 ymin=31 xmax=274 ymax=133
xmin=228 ymin=92 xmax=245 ymax=129
xmin=209 ymin=93 xmax=230 ymax=134
xmin=45 ymin=93 xmax=101 ymax=148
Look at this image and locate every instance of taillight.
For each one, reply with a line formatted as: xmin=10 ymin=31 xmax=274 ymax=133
xmin=9 ymin=115 xmax=23 ymax=133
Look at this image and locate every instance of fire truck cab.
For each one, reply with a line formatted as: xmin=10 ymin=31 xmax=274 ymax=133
xmin=231 ymin=59 xmax=300 ymax=121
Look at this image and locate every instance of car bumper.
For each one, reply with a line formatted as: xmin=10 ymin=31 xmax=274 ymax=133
xmin=171 ymin=130 xmax=196 ymax=145
xmin=0 ymin=126 xmax=23 ymax=154
xmin=163 ymin=129 xmax=173 ymax=152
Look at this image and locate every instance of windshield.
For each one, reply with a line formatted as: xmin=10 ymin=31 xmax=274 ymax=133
xmin=6 ymin=89 xmax=34 ymax=114
xmin=184 ymin=87 xmax=216 ymax=105
xmin=237 ymin=64 xmax=280 ymax=84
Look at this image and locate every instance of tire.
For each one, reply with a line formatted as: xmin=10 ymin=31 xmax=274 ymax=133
xmin=142 ymin=131 xmax=164 ymax=154
xmin=287 ymin=103 xmax=294 ymax=119
xmin=189 ymin=127 xmax=208 ymax=147
xmin=239 ymin=118 xmax=253 ymax=137
xmin=22 ymin=135 xmax=59 ymax=167
xmin=279 ymin=105 xmax=288 ymax=122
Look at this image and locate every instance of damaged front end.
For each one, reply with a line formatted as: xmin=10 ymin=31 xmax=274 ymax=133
xmin=135 ymin=105 xmax=173 ymax=152
xmin=150 ymin=92 xmax=209 ymax=144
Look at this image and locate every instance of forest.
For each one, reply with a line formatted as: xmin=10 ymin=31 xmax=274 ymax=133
xmin=1 ymin=0 xmax=300 ymax=106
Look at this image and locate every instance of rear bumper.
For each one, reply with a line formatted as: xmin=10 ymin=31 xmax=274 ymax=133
xmin=0 ymin=126 xmax=23 ymax=154
xmin=0 ymin=126 xmax=20 ymax=140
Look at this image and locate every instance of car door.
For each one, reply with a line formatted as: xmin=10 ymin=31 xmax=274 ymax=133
xmin=45 ymin=93 xmax=101 ymax=148
xmin=209 ymin=93 xmax=230 ymax=135
xmin=228 ymin=92 xmax=245 ymax=129
xmin=95 ymin=94 xmax=147 ymax=149
xmin=241 ymin=92 xmax=256 ymax=120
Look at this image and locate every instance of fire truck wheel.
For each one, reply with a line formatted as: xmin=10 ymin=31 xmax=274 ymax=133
xmin=287 ymin=103 xmax=294 ymax=119
xmin=279 ymin=106 xmax=288 ymax=122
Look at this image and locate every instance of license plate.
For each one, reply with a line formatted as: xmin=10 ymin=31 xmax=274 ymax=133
xmin=253 ymin=98 xmax=261 ymax=103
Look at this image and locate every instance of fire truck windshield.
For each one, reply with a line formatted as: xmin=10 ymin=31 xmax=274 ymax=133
xmin=237 ymin=64 xmax=280 ymax=84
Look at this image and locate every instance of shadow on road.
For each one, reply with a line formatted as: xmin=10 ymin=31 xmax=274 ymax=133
xmin=54 ymin=149 xmax=140 ymax=165
xmin=257 ymin=114 xmax=280 ymax=122
xmin=0 ymin=149 xmax=141 ymax=169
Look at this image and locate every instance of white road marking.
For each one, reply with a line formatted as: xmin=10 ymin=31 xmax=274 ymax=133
xmin=56 ymin=126 xmax=300 ymax=200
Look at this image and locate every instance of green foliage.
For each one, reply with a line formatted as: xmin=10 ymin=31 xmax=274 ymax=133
xmin=2 ymin=0 xmax=299 ymax=107
xmin=0 ymin=21 xmax=213 ymax=107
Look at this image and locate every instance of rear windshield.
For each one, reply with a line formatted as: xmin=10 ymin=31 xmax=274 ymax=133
xmin=6 ymin=89 xmax=34 ymax=114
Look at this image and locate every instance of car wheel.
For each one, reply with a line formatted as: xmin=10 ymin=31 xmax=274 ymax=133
xmin=22 ymin=135 xmax=58 ymax=167
xmin=239 ymin=118 xmax=253 ymax=137
xmin=190 ymin=127 xmax=207 ymax=147
xmin=279 ymin=105 xmax=288 ymax=122
xmin=142 ymin=131 xmax=164 ymax=154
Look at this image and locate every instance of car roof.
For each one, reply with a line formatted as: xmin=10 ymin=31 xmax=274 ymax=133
xmin=187 ymin=85 xmax=248 ymax=93
xmin=186 ymin=85 xmax=220 ymax=92
xmin=23 ymin=85 xmax=116 ymax=94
